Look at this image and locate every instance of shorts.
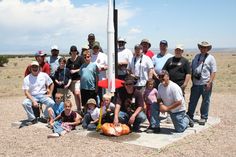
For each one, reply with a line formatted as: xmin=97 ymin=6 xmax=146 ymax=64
xmin=69 ymin=80 xmax=80 ymax=93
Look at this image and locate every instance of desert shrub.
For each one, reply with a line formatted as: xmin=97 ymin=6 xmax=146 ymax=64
xmin=0 ymin=56 xmax=9 ymax=67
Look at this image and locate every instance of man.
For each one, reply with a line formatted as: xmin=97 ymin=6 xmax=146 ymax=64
xmin=87 ymin=33 xmax=103 ymax=52
xmin=117 ymin=37 xmax=133 ymax=80
xmin=113 ymin=76 xmax=147 ymax=132
xmin=140 ymin=38 xmax=154 ymax=59
xmin=127 ymin=44 xmax=154 ymax=94
xmin=22 ymin=61 xmax=55 ymax=124
xmin=46 ymin=45 xmax=62 ymax=79
xmin=24 ymin=51 xmax=50 ymax=77
xmin=90 ymin=41 xmax=108 ymax=100
xmin=187 ymin=41 xmax=217 ymax=125
xmin=45 ymin=45 xmax=62 ymax=99
xmin=152 ymin=40 xmax=173 ymax=86
xmin=162 ymin=44 xmax=191 ymax=94
xmin=146 ymin=70 xmax=194 ymax=133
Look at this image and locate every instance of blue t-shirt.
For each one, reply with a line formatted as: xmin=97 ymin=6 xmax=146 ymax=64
xmin=152 ymin=53 xmax=173 ymax=74
xmin=79 ymin=62 xmax=98 ymax=90
xmin=52 ymin=102 xmax=64 ymax=116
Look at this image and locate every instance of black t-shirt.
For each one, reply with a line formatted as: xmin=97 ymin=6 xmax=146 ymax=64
xmin=116 ymin=87 xmax=144 ymax=114
xmin=163 ymin=57 xmax=191 ymax=86
xmin=54 ymin=67 xmax=71 ymax=88
xmin=66 ymin=56 xmax=84 ymax=80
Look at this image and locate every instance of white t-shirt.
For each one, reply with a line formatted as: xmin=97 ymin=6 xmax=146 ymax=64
xmin=102 ymin=102 xmax=115 ymax=115
xmin=128 ymin=54 xmax=154 ymax=86
xmin=91 ymin=51 xmax=108 ymax=80
xmin=191 ymin=53 xmax=217 ymax=85
xmin=88 ymin=107 xmax=100 ymax=121
xmin=118 ymin=48 xmax=133 ymax=75
xmin=157 ymin=81 xmax=186 ymax=113
xmin=22 ymin=72 xmax=53 ymax=96
xmin=152 ymin=53 xmax=173 ymax=74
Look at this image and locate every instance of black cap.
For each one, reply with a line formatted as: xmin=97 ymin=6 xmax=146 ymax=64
xmin=160 ymin=40 xmax=168 ymax=46
xmin=70 ymin=45 xmax=78 ymax=52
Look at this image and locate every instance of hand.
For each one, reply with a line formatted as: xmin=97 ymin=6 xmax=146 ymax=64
xmin=159 ymin=103 xmax=169 ymax=112
xmin=113 ymin=117 xmax=119 ymax=126
xmin=128 ymin=114 xmax=135 ymax=125
xmin=64 ymin=84 xmax=69 ymax=88
xmin=181 ymin=84 xmax=187 ymax=90
xmin=205 ymin=82 xmax=212 ymax=91
xmin=70 ymin=69 xmax=77 ymax=74
xmin=32 ymin=101 xmax=38 ymax=108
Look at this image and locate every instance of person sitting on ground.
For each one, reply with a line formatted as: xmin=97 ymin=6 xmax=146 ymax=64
xmin=146 ymin=70 xmax=194 ymax=133
xmin=24 ymin=50 xmax=50 ymax=77
xmin=101 ymin=93 xmax=115 ymax=123
xmin=48 ymin=92 xmax=64 ymax=127
xmin=54 ymin=57 xmax=72 ymax=101
xmin=82 ymin=98 xmax=100 ymax=130
xmin=22 ymin=61 xmax=55 ymax=124
xmin=48 ymin=100 xmax=82 ymax=138
xmin=113 ymin=75 xmax=147 ymax=132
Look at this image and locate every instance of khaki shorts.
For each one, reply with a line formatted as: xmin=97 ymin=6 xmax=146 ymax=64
xmin=69 ymin=80 xmax=80 ymax=93
xmin=57 ymin=88 xmax=70 ymax=101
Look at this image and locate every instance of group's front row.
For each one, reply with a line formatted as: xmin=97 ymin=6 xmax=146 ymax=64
xmin=22 ymin=61 xmax=194 ymax=138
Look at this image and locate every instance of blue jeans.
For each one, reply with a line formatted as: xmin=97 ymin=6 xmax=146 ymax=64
xmin=187 ymin=84 xmax=212 ymax=120
xmin=150 ymin=103 xmax=189 ymax=132
xmin=22 ymin=94 xmax=55 ymax=121
xmin=118 ymin=111 xmax=146 ymax=130
xmin=170 ymin=111 xmax=189 ymax=133
xmin=82 ymin=113 xmax=97 ymax=130
xmin=53 ymin=121 xmax=64 ymax=134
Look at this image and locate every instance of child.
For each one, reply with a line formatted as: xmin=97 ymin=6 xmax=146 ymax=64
xmin=82 ymin=98 xmax=100 ymax=130
xmin=54 ymin=57 xmax=72 ymax=101
xmin=143 ymin=79 xmax=158 ymax=123
xmin=101 ymin=93 xmax=115 ymax=123
xmin=47 ymin=92 xmax=64 ymax=127
xmin=47 ymin=100 xmax=82 ymax=138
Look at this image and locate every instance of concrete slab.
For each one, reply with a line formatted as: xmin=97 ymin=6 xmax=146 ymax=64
xmin=12 ymin=116 xmax=220 ymax=149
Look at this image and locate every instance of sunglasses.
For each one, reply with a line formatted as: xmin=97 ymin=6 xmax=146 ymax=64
xmin=55 ymin=97 xmax=61 ymax=99
xmin=84 ymin=56 xmax=91 ymax=58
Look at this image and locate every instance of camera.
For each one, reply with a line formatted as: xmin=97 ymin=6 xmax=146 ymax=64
xmin=193 ymin=72 xmax=201 ymax=80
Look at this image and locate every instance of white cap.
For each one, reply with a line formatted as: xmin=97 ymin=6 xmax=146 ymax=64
xmin=118 ymin=37 xmax=126 ymax=43
xmin=30 ymin=61 xmax=39 ymax=66
xmin=51 ymin=45 xmax=59 ymax=51
xmin=175 ymin=44 xmax=184 ymax=51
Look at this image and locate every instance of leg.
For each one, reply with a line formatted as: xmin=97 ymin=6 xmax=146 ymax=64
xmin=170 ymin=111 xmax=189 ymax=133
xmin=74 ymin=80 xmax=82 ymax=112
xmin=82 ymin=113 xmax=92 ymax=129
xmin=187 ymin=85 xmax=202 ymax=120
xmin=22 ymin=98 xmax=38 ymax=121
xmin=48 ymin=107 xmax=55 ymax=125
xmin=133 ymin=111 xmax=147 ymax=130
xmin=118 ymin=111 xmax=129 ymax=124
xmin=200 ymin=85 xmax=213 ymax=120
xmin=87 ymin=123 xmax=97 ymax=130
xmin=38 ymin=95 xmax=55 ymax=118
xmin=149 ymin=102 xmax=160 ymax=128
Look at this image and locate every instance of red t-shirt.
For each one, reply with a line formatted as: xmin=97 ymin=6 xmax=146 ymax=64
xmin=145 ymin=50 xmax=154 ymax=59
xmin=24 ymin=62 xmax=50 ymax=77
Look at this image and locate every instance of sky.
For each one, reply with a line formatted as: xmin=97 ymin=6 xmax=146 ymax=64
xmin=0 ymin=0 xmax=235 ymax=54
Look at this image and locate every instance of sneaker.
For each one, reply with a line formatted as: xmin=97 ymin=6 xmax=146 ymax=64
xmin=198 ymin=118 xmax=207 ymax=125
xmin=47 ymin=133 xmax=60 ymax=138
xmin=185 ymin=114 xmax=194 ymax=127
xmin=38 ymin=117 xmax=48 ymax=123
xmin=25 ymin=118 xmax=38 ymax=126
xmin=146 ymin=127 xmax=160 ymax=134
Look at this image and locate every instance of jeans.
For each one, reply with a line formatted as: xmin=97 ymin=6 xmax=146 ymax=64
xmin=170 ymin=111 xmax=189 ymax=133
xmin=187 ymin=84 xmax=212 ymax=120
xmin=150 ymin=103 xmax=189 ymax=132
xmin=82 ymin=113 xmax=97 ymax=130
xmin=22 ymin=94 xmax=55 ymax=121
xmin=118 ymin=111 xmax=146 ymax=130
xmin=53 ymin=121 xmax=64 ymax=134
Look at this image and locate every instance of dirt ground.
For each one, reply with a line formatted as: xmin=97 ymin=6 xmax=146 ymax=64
xmin=0 ymin=53 xmax=236 ymax=156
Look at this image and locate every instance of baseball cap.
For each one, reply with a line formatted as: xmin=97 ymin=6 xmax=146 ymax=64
xmin=70 ymin=45 xmax=78 ymax=52
xmin=118 ymin=37 xmax=126 ymax=43
xmin=51 ymin=45 xmax=59 ymax=51
xmin=92 ymin=41 xmax=100 ymax=48
xmin=175 ymin=44 xmax=184 ymax=51
xmin=35 ymin=50 xmax=46 ymax=57
xmin=88 ymin=33 xmax=95 ymax=38
xmin=30 ymin=61 xmax=39 ymax=66
xmin=160 ymin=40 xmax=168 ymax=46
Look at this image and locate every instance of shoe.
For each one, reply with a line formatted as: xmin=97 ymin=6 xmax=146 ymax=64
xmin=146 ymin=127 xmax=160 ymax=134
xmin=198 ymin=118 xmax=207 ymax=125
xmin=185 ymin=114 xmax=194 ymax=127
xmin=132 ymin=127 xmax=142 ymax=133
xmin=25 ymin=118 xmax=38 ymax=125
xmin=47 ymin=133 xmax=60 ymax=138
xmin=38 ymin=117 xmax=48 ymax=123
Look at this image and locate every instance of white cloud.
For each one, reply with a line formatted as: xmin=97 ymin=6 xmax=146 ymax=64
xmin=128 ymin=27 xmax=142 ymax=34
xmin=0 ymin=0 xmax=136 ymax=53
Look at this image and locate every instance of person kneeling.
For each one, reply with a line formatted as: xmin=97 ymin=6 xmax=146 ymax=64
xmin=147 ymin=70 xmax=194 ymax=133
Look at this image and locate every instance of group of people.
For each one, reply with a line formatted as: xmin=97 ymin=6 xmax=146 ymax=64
xmin=21 ymin=33 xmax=217 ymax=137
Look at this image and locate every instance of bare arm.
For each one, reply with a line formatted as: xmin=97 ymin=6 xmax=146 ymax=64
xmin=159 ymin=101 xmax=181 ymax=112
xmin=113 ymin=104 xmax=121 ymax=126
xmin=181 ymin=74 xmax=191 ymax=89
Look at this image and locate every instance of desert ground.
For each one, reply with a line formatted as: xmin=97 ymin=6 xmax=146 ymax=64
xmin=0 ymin=52 xmax=236 ymax=157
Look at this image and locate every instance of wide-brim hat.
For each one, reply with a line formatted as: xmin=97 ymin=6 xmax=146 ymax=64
xmin=86 ymin=98 xmax=96 ymax=105
xmin=198 ymin=41 xmax=212 ymax=51
xmin=141 ymin=39 xmax=151 ymax=48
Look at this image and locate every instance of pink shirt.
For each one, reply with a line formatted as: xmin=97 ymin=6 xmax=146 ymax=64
xmin=144 ymin=88 xmax=158 ymax=104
